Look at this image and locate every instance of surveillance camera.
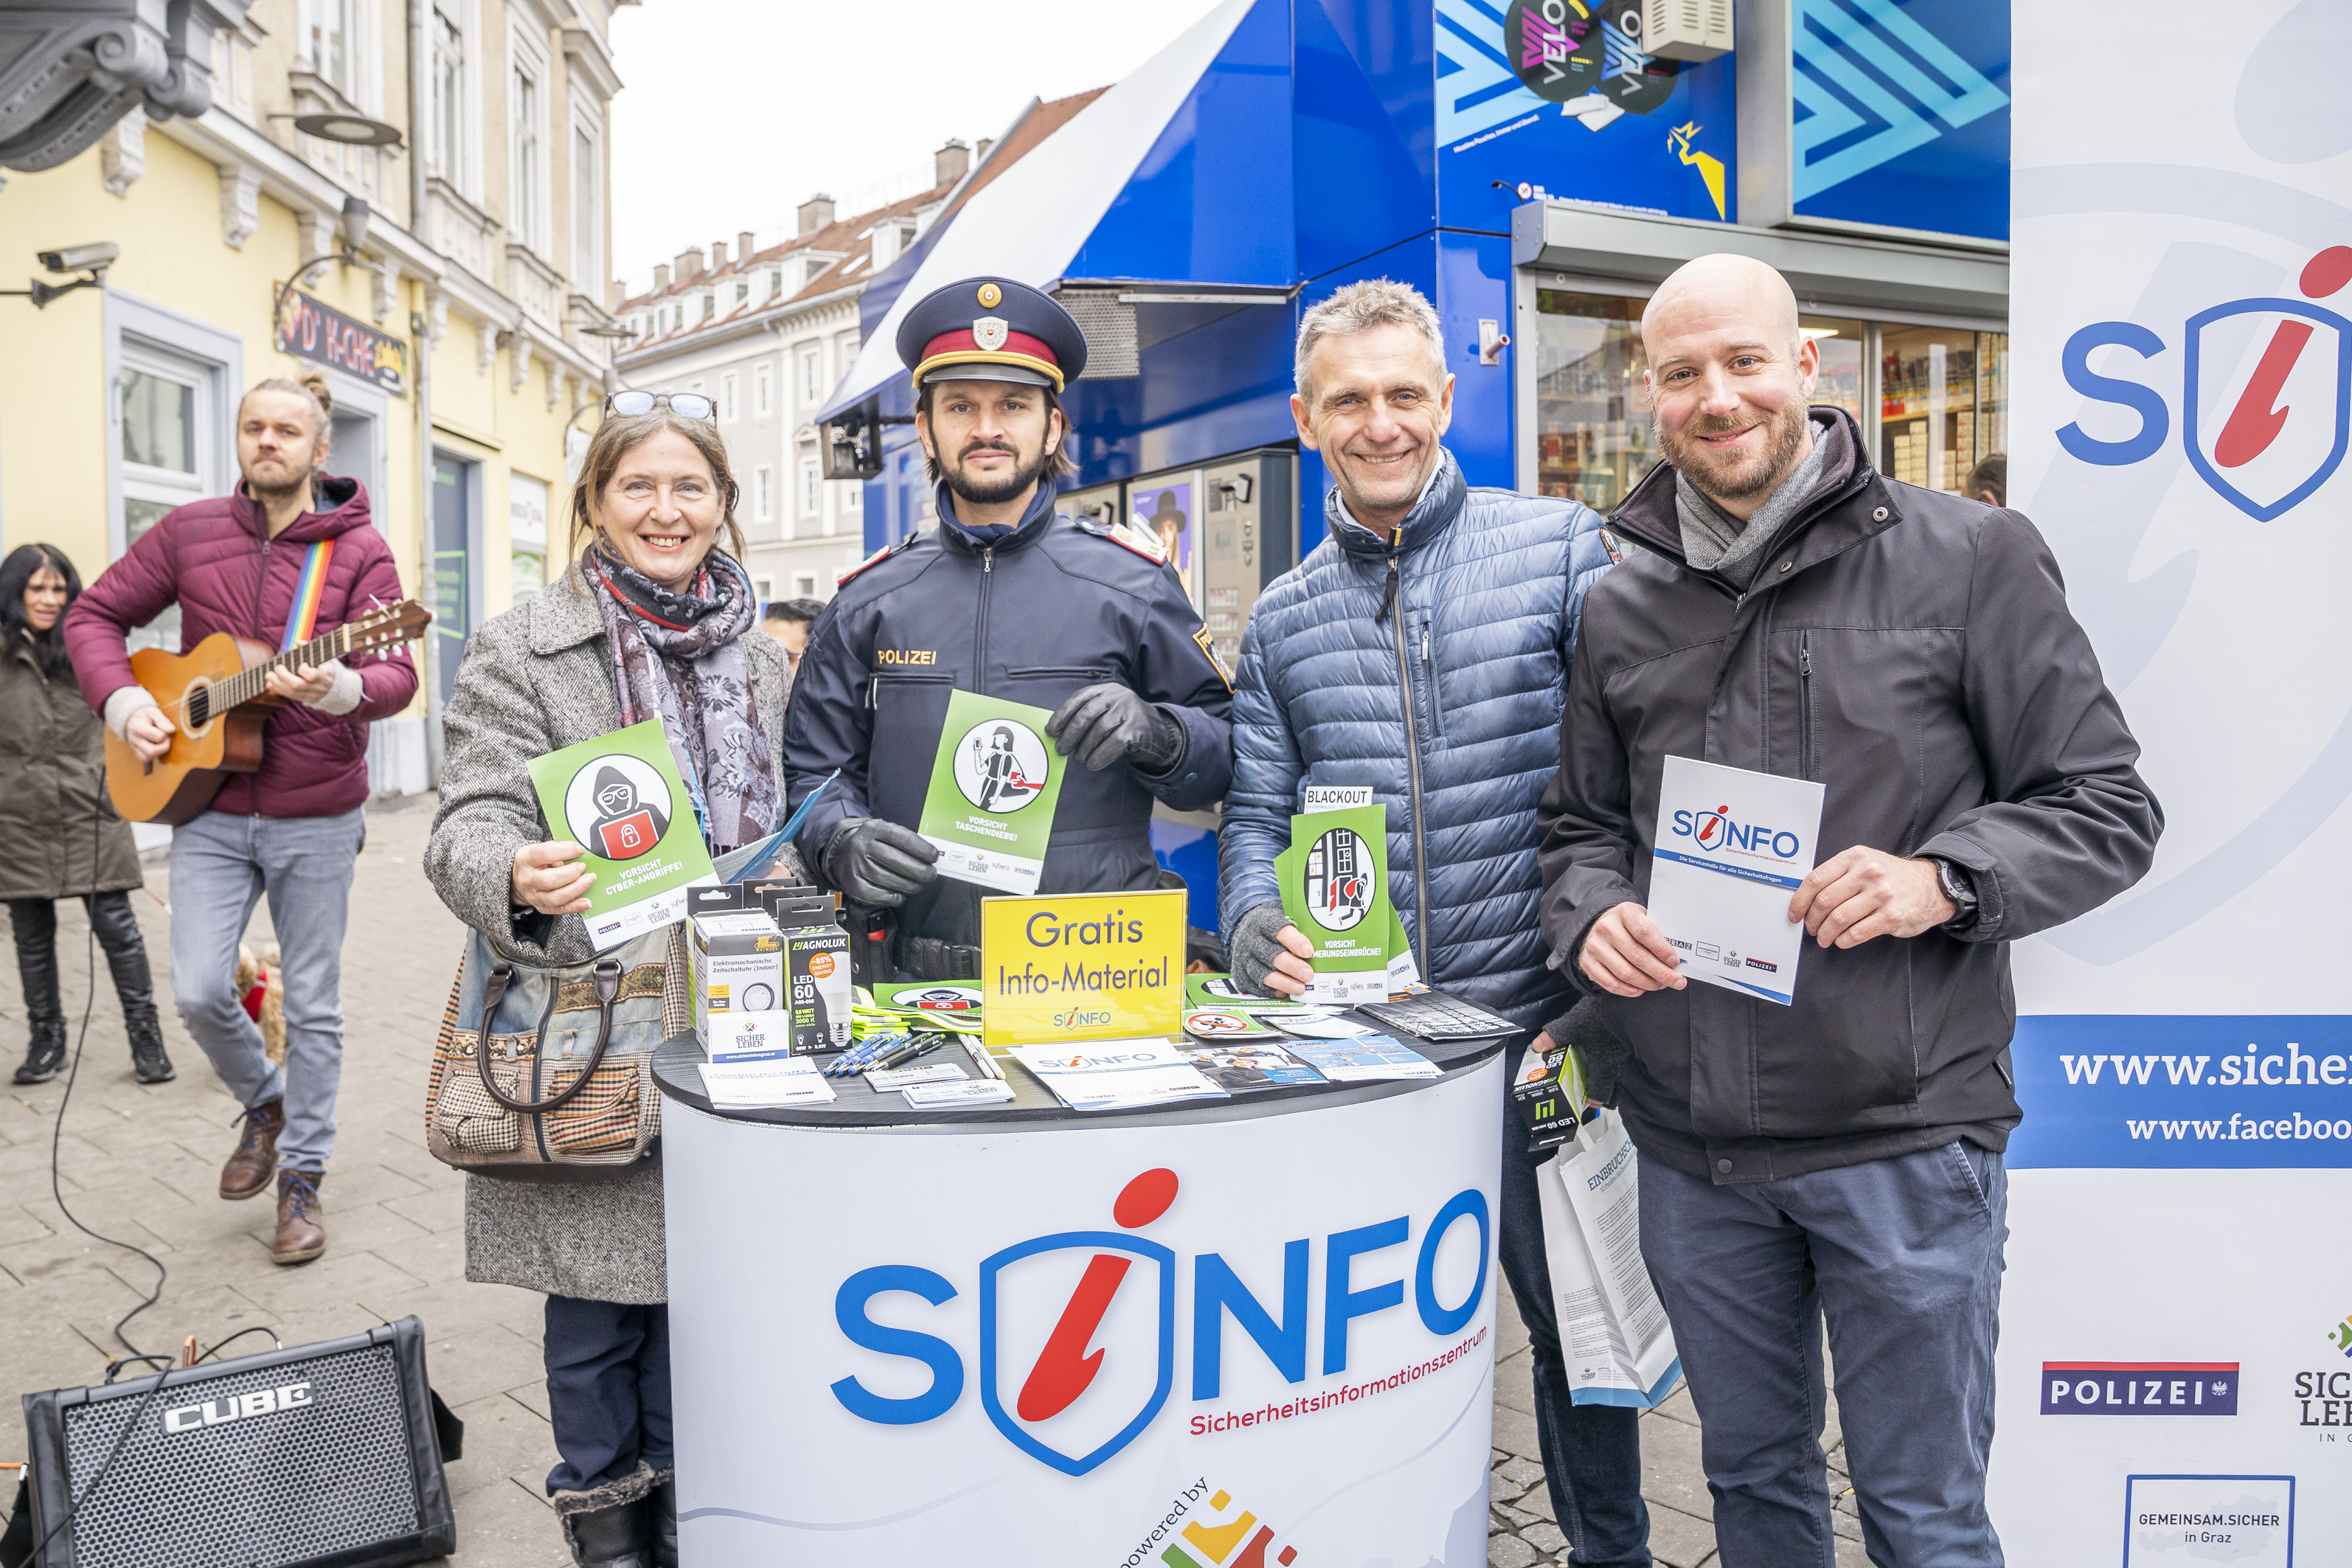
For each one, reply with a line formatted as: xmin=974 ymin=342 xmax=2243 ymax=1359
xmin=37 ymin=243 xmax=119 ymax=274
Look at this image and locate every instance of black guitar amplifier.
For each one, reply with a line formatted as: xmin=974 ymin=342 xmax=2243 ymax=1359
xmin=19 ymin=1316 xmax=459 ymax=1568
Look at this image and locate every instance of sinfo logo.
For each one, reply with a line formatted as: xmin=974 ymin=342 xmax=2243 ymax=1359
xmin=2061 ymin=245 xmax=2351 ymax=521
xmin=830 ymin=1169 xmax=1491 ymax=1476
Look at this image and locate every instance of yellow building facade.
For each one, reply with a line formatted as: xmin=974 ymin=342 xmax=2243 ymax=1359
xmin=0 ymin=0 xmax=627 ymax=789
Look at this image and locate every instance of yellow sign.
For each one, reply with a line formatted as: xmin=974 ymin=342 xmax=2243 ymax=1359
xmin=980 ymin=888 xmax=1184 ymax=1047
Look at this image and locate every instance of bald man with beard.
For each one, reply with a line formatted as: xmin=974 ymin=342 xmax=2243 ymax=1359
xmin=1536 ymin=255 xmax=2162 ymax=1566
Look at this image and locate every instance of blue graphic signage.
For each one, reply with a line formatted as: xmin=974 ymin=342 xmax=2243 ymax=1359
xmin=1434 ymin=0 xmax=1738 ymax=230
xmin=1786 ymin=0 xmax=2010 ymax=241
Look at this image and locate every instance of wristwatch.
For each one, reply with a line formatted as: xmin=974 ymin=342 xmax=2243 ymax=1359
xmin=1929 ymin=856 xmax=1980 ymax=932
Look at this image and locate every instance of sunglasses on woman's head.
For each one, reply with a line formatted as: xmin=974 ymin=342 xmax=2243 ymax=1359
xmin=605 ymin=390 xmax=716 ymax=421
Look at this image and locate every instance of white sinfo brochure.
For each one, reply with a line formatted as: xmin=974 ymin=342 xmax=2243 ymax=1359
xmin=1645 ymin=755 xmax=1825 ymax=1006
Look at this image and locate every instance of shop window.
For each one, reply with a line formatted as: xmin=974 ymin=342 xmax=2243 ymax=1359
xmin=1533 ymin=290 xmax=1654 ymax=512
xmin=1801 ymin=316 xmax=1865 ymax=422
xmin=1880 ymin=328 xmax=2008 ymax=494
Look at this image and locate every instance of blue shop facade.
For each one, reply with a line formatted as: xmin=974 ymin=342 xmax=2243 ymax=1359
xmin=819 ymin=0 xmax=2013 ymax=932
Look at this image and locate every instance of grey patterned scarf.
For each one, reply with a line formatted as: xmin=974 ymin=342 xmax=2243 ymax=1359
xmin=586 ymin=547 xmax=779 ymax=854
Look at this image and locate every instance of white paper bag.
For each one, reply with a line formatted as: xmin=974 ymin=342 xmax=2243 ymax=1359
xmin=1534 ymin=1108 xmax=1684 ymax=1408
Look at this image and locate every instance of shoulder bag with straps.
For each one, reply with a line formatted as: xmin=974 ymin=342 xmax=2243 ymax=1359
xmin=424 ymin=920 xmax=690 ymax=1179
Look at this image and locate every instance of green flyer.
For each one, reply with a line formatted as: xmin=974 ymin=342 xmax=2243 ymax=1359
xmin=917 ymin=689 xmax=1067 ymax=895
xmin=1277 ymin=803 xmax=1394 ymax=1005
xmin=526 ymin=718 xmax=718 ymax=952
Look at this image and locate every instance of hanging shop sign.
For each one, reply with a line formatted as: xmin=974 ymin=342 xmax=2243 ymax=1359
xmin=276 ymin=288 xmax=409 ymax=395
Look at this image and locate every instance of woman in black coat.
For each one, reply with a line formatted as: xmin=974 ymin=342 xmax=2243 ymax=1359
xmin=0 ymin=545 xmax=167 ymax=1084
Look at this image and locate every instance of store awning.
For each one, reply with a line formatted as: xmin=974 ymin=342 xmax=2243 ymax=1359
xmin=816 ymin=0 xmax=1254 ymax=426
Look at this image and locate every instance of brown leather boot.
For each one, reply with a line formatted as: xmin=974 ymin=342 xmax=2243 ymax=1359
xmin=271 ymin=1170 xmax=325 ymax=1265
xmin=220 ymin=1098 xmax=285 ymax=1198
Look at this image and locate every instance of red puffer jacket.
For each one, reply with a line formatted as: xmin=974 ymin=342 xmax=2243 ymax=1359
xmin=63 ymin=476 xmax=420 ymax=818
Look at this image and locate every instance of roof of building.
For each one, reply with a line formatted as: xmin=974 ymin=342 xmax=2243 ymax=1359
xmin=615 ymin=86 xmax=1110 ymax=362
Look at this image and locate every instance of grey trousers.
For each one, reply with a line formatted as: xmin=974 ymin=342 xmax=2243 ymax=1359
xmin=168 ymin=806 xmax=364 ymax=1172
xmin=1640 ymin=1141 xmax=2009 ymax=1568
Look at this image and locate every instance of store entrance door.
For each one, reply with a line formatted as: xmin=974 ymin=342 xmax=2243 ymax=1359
xmin=430 ymin=452 xmax=474 ymax=709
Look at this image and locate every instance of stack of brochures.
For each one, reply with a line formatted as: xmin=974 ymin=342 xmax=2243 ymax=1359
xmin=1272 ymin=1030 xmax=1442 ymax=1083
xmin=696 ymin=1056 xmax=839 ymax=1108
xmin=1007 ymin=1039 xmax=1228 ymax=1111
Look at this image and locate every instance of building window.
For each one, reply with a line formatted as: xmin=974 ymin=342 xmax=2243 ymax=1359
xmin=754 ymin=361 xmax=772 ymax=417
xmin=754 ymin=464 xmax=773 ymax=521
xmin=801 ymin=460 xmax=822 ymax=520
xmin=754 ymin=575 xmax=774 ymax=601
xmin=735 ymin=281 xmax=749 ymax=304
xmin=572 ymin=123 xmax=600 ymax=288
xmin=510 ymin=471 xmax=549 ymax=600
xmin=799 ymin=349 xmax=821 ymax=405
xmin=120 ymin=343 xmax=223 ymax=653
xmin=429 ymin=5 xmax=466 ymax=185
xmin=721 ymin=372 xmax=738 ymax=423
xmin=511 ymin=60 xmax=543 ymax=250
xmin=842 ymin=479 xmax=861 ymax=512
xmin=794 ymin=573 xmax=818 ymax=599
xmin=688 ymin=379 xmax=704 ymax=396
xmin=769 ymin=270 xmax=783 ymax=297
xmin=701 ymin=294 xmax=714 ymax=321
xmin=305 ymin=0 xmax=363 ymax=101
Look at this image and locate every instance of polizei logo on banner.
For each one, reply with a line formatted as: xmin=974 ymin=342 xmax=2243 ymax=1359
xmin=828 ymin=1168 xmax=1491 ymax=1477
xmin=2059 ymin=245 xmax=2351 ymax=521
xmin=2040 ymin=1361 xmax=2239 ymax=1415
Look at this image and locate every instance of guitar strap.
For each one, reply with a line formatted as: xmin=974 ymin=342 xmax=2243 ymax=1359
xmin=280 ymin=538 xmax=336 ymax=652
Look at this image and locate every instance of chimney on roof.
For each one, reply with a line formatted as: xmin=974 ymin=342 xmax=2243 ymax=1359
xmin=975 ymin=137 xmax=994 ymax=164
xmin=653 ymin=263 xmax=671 ymax=289
xmin=935 ymin=138 xmax=971 ymax=187
xmin=798 ymin=193 xmax=835 ymax=236
xmin=608 ymin=279 xmax=625 ymax=310
xmin=738 ymin=229 xmax=757 ymax=262
xmin=675 ymin=246 xmax=704 ymax=278
xmin=711 ymin=239 xmax=729 ymax=268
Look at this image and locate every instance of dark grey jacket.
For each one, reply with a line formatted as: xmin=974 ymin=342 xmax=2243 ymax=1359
xmin=1536 ymin=409 xmax=2162 ymax=1183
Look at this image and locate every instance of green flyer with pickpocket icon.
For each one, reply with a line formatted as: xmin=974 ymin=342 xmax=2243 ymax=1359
xmin=1277 ymin=802 xmax=1394 ymax=1005
xmin=525 ymin=718 xmax=718 ymax=952
xmin=917 ymin=689 xmax=1067 ymax=895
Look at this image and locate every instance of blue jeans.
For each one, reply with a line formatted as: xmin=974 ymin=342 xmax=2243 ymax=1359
xmin=167 ymin=806 xmax=364 ymax=1172
xmin=1639 ymin=1142 xmax=2008 ymax=1568
xmin=1499 ymin=1097 xmax=1652 ymax=1566
xmin=544 ymin=1297 xmax=673 ymax=1494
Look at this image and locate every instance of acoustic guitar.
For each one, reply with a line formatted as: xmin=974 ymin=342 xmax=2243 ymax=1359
xmin=103 ymin=599 xmax=432 ymax=825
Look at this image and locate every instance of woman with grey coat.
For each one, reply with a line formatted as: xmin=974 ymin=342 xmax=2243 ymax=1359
xmin=424 ymin=398 xmax=796 ymax=1568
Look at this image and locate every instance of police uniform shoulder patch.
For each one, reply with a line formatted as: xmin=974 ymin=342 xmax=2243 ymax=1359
xmin=837 ymin=532 xmax=918 ymax=586
xmin=1105 ymin=521 xmax=1168 ymax=563
xmin=1193 ymin=627 xmax=1235 ymax=691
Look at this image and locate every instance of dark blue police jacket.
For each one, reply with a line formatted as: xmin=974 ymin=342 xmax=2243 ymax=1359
xmin=783 ymin=487 xmax=1234 ymax=952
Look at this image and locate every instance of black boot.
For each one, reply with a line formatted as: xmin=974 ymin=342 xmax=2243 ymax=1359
xmin=648 ymin=1471 xmax=677 ymax=1568
xmin=89 ymin=893 xmax=170 ymax=1083
xmin=9 ymin=900 xmax=65 ymax=1085
xmin=12 ymin=1017 xmax=65 ymax=1086
xmin=554 ymin=1465 xmax=656 ymax=1568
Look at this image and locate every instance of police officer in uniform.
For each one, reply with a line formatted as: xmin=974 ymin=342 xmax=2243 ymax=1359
xmin=783 ymin=277 xmax=1233 ymax=979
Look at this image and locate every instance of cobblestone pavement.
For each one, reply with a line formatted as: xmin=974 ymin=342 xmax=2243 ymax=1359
xmin=0 ymin=795 xmax=1873 ymax=1568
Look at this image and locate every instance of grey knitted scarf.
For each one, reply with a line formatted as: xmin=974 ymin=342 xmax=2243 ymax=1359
xmin=1673 ymin=412 xmax=1847 ymax=589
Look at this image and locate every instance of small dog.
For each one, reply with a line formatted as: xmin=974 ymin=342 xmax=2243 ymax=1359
xmin=234 ymin=944 xmax=287 ymax=1064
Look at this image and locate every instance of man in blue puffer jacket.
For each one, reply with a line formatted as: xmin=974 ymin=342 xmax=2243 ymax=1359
xmin=1218 ymin=280 xmax=1643 ymax=1565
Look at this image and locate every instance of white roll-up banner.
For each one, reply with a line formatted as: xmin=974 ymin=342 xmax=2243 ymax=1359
xmin=2001 ymin=0 xmax=2351 ymax=1558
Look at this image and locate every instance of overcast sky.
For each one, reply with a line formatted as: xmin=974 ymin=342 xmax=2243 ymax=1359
xmin=607 ymin=0 xmax=1229 ymax=294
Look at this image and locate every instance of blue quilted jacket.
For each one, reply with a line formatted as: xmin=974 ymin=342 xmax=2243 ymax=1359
xmin=1218 ymin=451 xmax=1612 ymax=1030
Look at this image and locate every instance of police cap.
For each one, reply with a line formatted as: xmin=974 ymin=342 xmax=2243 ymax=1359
xmin=895 ymin=277 xmax=1088 ymax=392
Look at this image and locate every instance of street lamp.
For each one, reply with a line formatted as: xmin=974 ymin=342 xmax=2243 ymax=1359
xmin=1 ymin=242 xmax=119 ymax=308
xmin=271 ymin=198 xmax=372 ymax=340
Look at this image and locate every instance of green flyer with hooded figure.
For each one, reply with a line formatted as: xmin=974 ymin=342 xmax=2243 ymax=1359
xmin=526 ymin=718 xmax=718 ymax=951
xmin=1277 ymin=802 xmax=1394 ymax=1005
xmin=917 ymin=689 xmax=1067 ymax=895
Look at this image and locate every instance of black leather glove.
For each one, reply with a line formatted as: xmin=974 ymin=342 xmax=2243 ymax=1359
xmin=1224 ymin=902 xmax=1299 ymax=999
xmin=1046 ymin=683 xmax=1184 ymax=774
xmin=819 ymin=818 xmax=940 ymax=907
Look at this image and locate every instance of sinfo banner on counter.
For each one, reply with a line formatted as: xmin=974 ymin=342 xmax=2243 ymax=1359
xmin=2001 ymin=0 xmax=2351 ymax=1560
xmin=662 ymin=1060 xmax=1503 ymax=1567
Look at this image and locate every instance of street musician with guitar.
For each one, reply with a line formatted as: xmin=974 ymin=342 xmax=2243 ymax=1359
xmin=63 ymin=372 xmax=420 ymax=1265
